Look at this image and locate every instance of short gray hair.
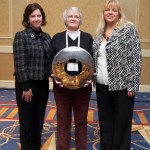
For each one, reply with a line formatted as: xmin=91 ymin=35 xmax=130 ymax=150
xmin=63 ymin=6 xmax=83 ymax=25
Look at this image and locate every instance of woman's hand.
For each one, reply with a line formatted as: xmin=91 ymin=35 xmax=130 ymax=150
xmin=22 ymin=89 xmax=33 ymax=102
xmin=84 ymin=73 xmax=96 ymax=87
xmin=51 ymin=74 xmax=63 ymax=87
xmin=128 ymin=91 xmax=135 ymax=97
xmin=84 ymin=80 xmax=92 ymax=87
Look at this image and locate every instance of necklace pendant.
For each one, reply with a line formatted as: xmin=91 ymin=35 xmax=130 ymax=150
xmin=103 ymin=33 xmax=109 ymax=41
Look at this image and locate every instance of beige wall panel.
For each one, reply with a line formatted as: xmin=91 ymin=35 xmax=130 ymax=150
xmin=0 ymin=0 xmax=10 ymax=36
xmin=141 ymin=58 xmax=150 ymax=84
xmin=0 ymin=0 xmax=150 ymax=90
xmin=0 ymin=0 xmax=27 ymax=45
xmin=138 ymin=0 xmax=150 ymax=39
xmin=12 ymin=0 xmax=28 ymax=38
xmin=0 ymin=54 xmax=14 ymax=80
xmin=29 ymin=0 xmax=106 ymax=36
xmin=141 ymin=43 xmax=150 ymax=49
xmin=0 ymin=39 xmax=12 ymax=45
xmin=120 ymin=0 xmax=138 ymax=25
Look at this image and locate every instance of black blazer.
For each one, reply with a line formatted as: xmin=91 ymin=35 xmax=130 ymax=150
xmin=13 ymin=27 xmax=51 ymax=83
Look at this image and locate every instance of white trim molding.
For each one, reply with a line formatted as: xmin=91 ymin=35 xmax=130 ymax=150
xmin=0 ymin=80 xmax=150 ymax=92
xmin=142 ymin=50 xmax=150 ymax=57
xmin=0 ymin=46 xmax=12 ymax=53
xmin=140 ymin=39 xmax=150 ymax=43
xmin=139 ymin=85 xmax=150 ymax=92
xmin=0 ymin=80 xmax=15 ymax=89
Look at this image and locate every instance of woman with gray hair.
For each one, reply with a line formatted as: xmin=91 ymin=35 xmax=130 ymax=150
xmin=49 ymin=6 xmax=93 ymax=150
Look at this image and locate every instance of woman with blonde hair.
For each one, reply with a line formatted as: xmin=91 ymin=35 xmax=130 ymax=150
xmin=93 ymin=0 xmax=141 ymax=149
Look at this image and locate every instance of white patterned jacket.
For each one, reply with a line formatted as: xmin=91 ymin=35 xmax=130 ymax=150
xmin=92 ymin=23 xmax=142 ymax=92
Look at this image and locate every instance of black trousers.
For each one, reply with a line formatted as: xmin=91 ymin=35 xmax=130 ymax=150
xmin=96 ymin=83 xmax=134 ymax=150
xmin=15 ymin=79 xmax=49 ymax=150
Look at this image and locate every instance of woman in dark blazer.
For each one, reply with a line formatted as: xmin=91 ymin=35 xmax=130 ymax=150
xmin=13 ymin=3 xmax=51 ymax=150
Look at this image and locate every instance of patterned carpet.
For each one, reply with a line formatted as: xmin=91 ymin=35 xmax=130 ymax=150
xmin=0 ymin=89 xmax=150 ymax=150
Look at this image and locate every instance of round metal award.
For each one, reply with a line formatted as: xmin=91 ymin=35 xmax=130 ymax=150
xmin=52 ymin=46 xmax=94 ymax=89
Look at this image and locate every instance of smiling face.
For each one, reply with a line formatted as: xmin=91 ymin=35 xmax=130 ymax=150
xmin=103 ymin=2 xmax=120 ymax=26
xmin=65 ymin=11 xmax=81 ymax=31
xmin=28 ymin=9 xmax=42 ymax=31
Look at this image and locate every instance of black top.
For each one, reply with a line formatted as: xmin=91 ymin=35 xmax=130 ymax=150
xmin=49 ymin=30 xmax=93 ymax=91
xmin=49 ymin=30 xmax=93 ymax=75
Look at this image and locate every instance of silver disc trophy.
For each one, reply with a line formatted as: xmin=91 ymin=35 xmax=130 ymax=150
xmin=52 ymin=46 xmax=94 ymax=89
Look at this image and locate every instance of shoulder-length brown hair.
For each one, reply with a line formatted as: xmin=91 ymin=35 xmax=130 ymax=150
xmin=22 ymin=3 xmax=47 ymax=28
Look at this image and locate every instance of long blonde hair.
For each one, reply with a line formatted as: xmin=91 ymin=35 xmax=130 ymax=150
xmin=96 ymin=0 xmax=127 ymax=36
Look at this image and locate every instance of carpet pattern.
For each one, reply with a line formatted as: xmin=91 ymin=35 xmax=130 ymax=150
xmin=0 ymin=89 xmax=150 ymax=150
